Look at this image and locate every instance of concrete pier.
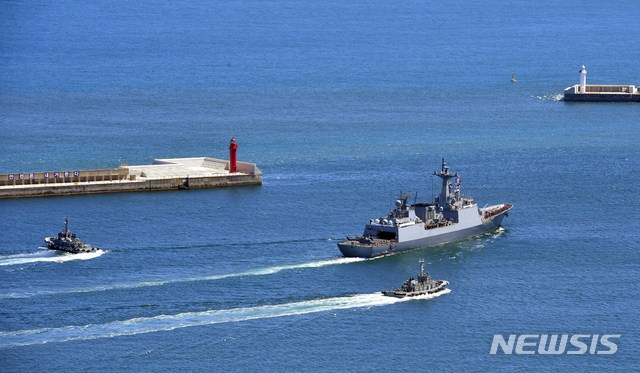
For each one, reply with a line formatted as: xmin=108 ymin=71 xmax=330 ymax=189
xmin=0 ymin=157 xmax=262 ymax=199
xmin=564 ymin=84 xmax=640 ymax=102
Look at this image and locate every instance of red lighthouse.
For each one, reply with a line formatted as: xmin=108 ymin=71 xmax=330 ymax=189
xmin=229 ymin=137 xmax=238 ymax=173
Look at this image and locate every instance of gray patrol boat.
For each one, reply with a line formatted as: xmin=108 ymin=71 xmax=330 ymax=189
xmin=45 ymin=218 xmax=99 ymax=254
xmin=382 ymin=259 xmax=448 ymax=298
xmin=338 ymin=159 xmax=512 ymax=258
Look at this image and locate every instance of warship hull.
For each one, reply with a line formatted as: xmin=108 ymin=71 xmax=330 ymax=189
xmin=338 ymin=211 xmax=507 ymax=258
xmin=338 ymin=160 xmax=511 ymax=258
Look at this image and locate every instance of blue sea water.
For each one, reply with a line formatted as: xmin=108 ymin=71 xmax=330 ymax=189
xmin=1 ymin=0 xmax=639 ymax=371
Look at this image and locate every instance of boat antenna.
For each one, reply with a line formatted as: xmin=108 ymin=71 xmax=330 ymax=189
xmin=413 ymin=191 xmax=418 ymax=205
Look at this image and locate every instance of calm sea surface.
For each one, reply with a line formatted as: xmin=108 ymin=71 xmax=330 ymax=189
xmin=1 ymin=1 xmax=639 ymax=371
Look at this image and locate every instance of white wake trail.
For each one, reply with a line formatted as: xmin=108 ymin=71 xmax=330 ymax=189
xmin=0 ymin=249 xmax=106 ymax=267
xmin=0 ymin=256 xmax=366 ymax=299
xmin=0 ymin=289 xmax=450 ymax=348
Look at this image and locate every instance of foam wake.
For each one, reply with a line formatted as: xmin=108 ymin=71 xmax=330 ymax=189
xmin=0 ymin=289 xmax=450 ymax=348
xmin=0 ymin=257 xmax=366 ymax=299
xmin=492 ymin=227 xmax=506 ymax=237
xmin=532 ymin=93 xmax=563 ymax=101
xmin=0 ymin=249 xmax=106 ymax=267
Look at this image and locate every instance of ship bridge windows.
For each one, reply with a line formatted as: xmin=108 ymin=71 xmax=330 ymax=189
xmin=391 ymin=210 xmax=409 ymax=219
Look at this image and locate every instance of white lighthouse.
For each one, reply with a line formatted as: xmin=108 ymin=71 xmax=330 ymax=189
xmin=579 ymin=65 xmax=587 ymax=93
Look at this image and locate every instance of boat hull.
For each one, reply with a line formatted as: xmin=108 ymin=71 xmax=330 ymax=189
xmin=44 ymin=237 xmax=98 ymax=254
xmin=382 ymin=280 xmax=449 ymax=298
xmin=338 ymin=212 xmax=507 ymax=258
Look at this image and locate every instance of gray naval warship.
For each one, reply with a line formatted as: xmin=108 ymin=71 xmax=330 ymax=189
xmin=338 ymin=159 xmax=512 ymax=258
xmin=382 ymin=259 xmax=448 ymax=298
xmin=44 ymin=218 xmax=100 ymax=254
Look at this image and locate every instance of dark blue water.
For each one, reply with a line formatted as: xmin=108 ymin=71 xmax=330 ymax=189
xmin=1 ymin=1 xmax=639 ymax=371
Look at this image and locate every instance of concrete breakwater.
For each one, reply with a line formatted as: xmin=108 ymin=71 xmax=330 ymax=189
xmin=563 ymin=65 xmax=640 ymax=102
xmin=0 ymin=157 xmax=262 ymax=199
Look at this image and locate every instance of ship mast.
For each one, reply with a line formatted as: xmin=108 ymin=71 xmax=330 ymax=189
xmin=433 ymin=158 xmax=458 ymax=211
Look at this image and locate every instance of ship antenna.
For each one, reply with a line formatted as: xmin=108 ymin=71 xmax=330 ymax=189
xmin=419 ymin=258 xmax=425 ymax=277
xmin=64 ymin=217 xmax=69 ymax=236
